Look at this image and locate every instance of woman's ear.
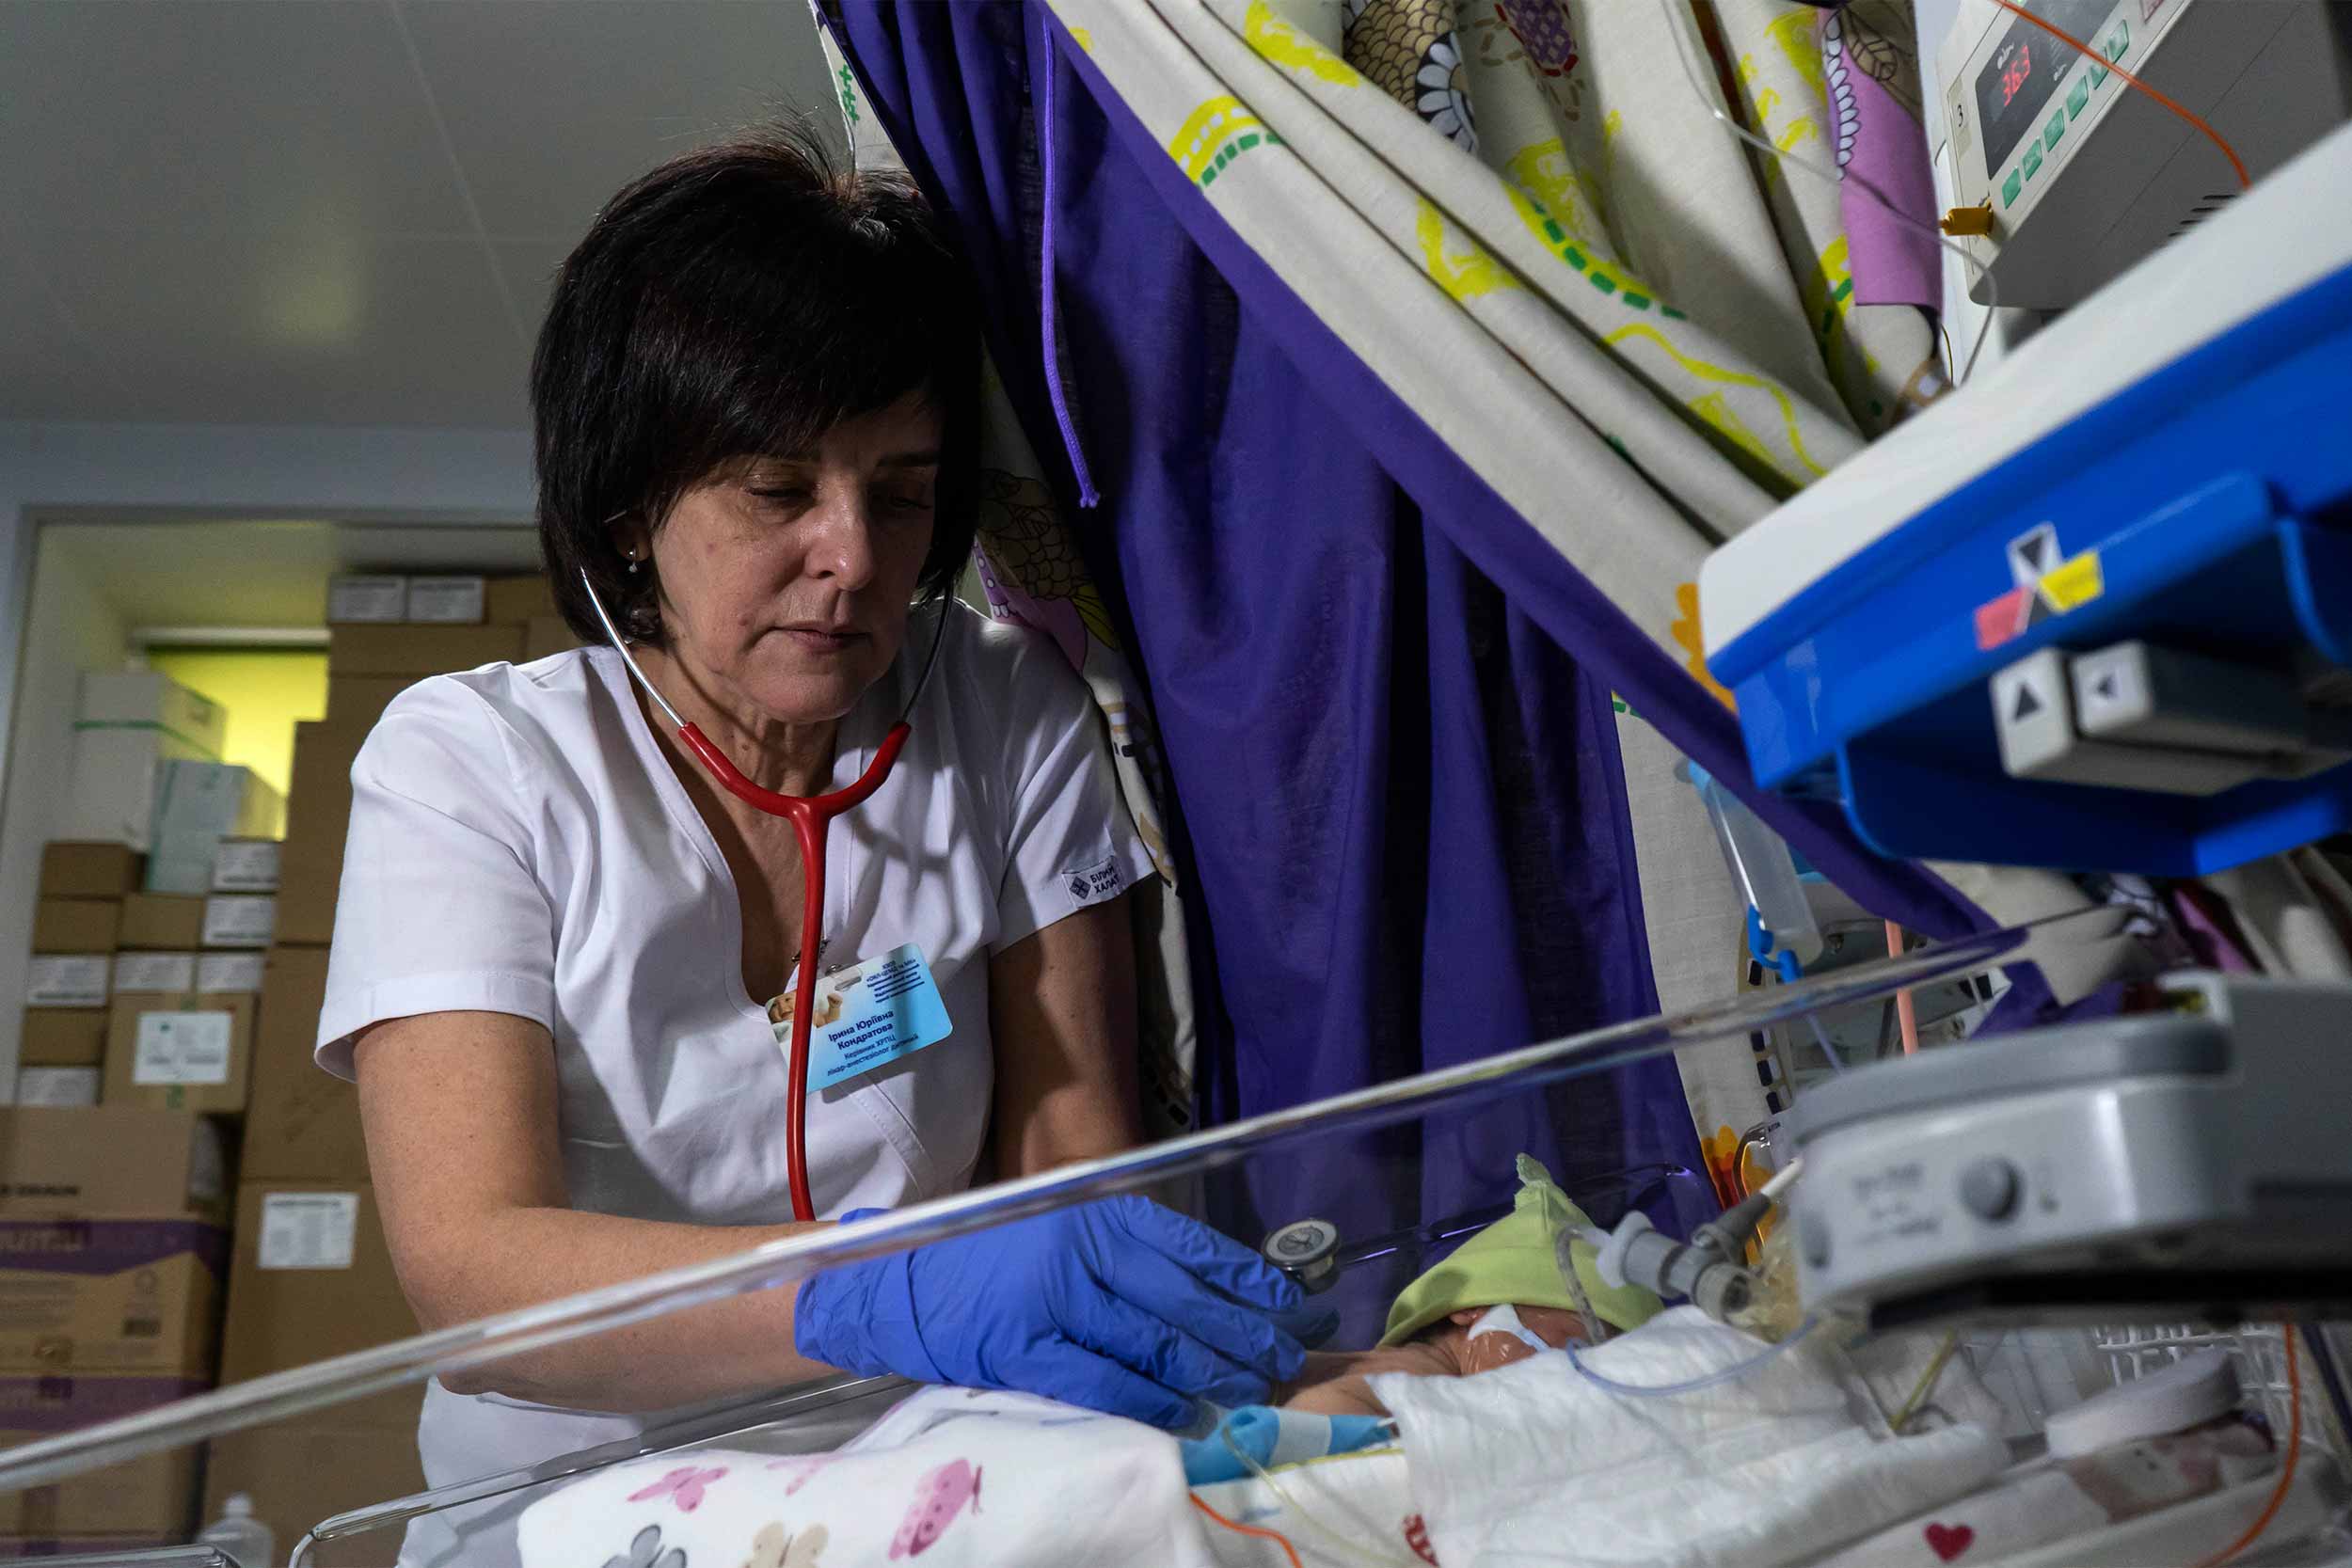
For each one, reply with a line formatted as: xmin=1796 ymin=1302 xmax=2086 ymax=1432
xmin=612 ymin=520 xmax=653 ymax=568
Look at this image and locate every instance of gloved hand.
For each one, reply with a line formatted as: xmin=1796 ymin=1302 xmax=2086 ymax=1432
xmin=794 ymin=1195 xmax=1307 ymax=1427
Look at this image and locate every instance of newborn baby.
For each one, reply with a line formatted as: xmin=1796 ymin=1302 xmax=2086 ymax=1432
xmin=1276 ymin=1156 xmax=1663 ymax=1419
xmin=1279 ymin=1304 xmax=1591 ymax=1417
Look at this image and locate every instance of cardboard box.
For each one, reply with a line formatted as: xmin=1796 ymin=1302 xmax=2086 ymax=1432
xmin=326 ymin=575 xmax=408 ymax=625
xmin=145 ymin=763 xmax=283 ymax=893
xmin=38 ymin=843 xmax=142 ymax=899
xmin=102 ymin=994 xmax=256 ymax=1116
xmin=201 ymin=894 xmax=277 ymax=950
xmin=275 ymin=818 xmax=342 ymax=946
xmin=525 ymin=614 xmax=582 ymax=661
xmin=243 ymin=948 xmax=365 ymax=1183
xmin=278 ymin=710 xmax=375 ymax=946
xmin=30 ymin=898 xmax=119 ymax=955
xmin=0 ymin=1218 xmax=227 ymax=1376
xmin=212 ymin=837 xmax=282 ymax=893
xmin=56 ymin=728 xmax=215 ymax=851
xmin=202 ymin=1389 xmax=424 ymax=1568
xmin=219 ymin=1183 xmax=414 ymax=1385
xmin=0 ymin=1376 xmax=209 ymax=1538
xmin=487 ymin=574 xmax=558 ymax=625
xmin=327 ymin=624 xmax=523 ymax=679
xmin=77 ymin=672 xmax=227 ymax=758
xmin=404 ymin=575 xmax=486 ymax=624
xmin=109 ymin=952 xmax=195 ymax=993
xmin=0 ymin=1109 xmax=228 ymax=1222
xmin=12 ymin=1069 xmax=98 ymax=1107
xmin=23 ymin=957 xmax=109 ymax=1010
xmin=327 ymin=675 xmax=416 ymax=724
xmin=17 ymin=1012 xmax=107 ymax=1069
xmin=0 ymin=1441 xmax=200 ymax=1541
xmin=118 ymin=894 xmax=205 ymax=951
xmin=197 ymin=952 xmax=266 ymax=995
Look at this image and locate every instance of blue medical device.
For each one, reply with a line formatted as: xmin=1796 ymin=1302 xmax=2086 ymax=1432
xmin=1699 ymin=125 xmax=2352 ymax=877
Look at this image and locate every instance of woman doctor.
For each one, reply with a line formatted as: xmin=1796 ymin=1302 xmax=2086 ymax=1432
xmin=318 ymin=128 xmax=1304 ymax=1567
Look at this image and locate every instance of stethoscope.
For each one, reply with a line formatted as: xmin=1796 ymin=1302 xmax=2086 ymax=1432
xmin=580 ymin=568 xmax=950 ymax=1222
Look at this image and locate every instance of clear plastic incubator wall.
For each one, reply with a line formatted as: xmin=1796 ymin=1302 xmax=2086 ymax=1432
xmin=2 ymin=907 xmax=2345 ymax=1568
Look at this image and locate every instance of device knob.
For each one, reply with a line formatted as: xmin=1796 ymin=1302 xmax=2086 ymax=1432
xmin=1960 ymin=1156 xmax=2022 ymax=1221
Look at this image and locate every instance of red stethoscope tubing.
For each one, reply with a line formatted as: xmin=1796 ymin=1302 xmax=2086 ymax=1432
xmin=579 ymin=566 xmax=938 ymax=1225
xmin=675 ymin=721 xmax=909 ymax=1222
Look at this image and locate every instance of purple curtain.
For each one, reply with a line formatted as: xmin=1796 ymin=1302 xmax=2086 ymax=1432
xmin=828 ymin=2 xmax=1993 ymax=1309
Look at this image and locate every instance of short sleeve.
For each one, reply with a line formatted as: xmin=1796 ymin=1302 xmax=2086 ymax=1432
xmin=989 ymin=635 xmax=1161 ymax=953
xmin=315 ymin=678 xmax=558 ymax=1077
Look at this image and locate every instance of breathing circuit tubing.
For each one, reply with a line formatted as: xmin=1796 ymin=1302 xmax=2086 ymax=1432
xmin=582 ymin=570 xmax=950 ymax=1221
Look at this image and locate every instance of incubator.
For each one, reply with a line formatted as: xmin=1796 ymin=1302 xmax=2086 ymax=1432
xmin=2 ymin=906 xmax=2344 ymax=1567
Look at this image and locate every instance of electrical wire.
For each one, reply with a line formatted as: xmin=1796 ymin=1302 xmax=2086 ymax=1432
xmin=1884 ymin=921 xmax=1920 ymax=1054
xmin=1985 ymin=0 xmax=2249 ymax=190
xmin=1567 ymin=1317 xmax=1818 ymax=1398
xmin=2183 ymin=1324 xmax=2304 ymax=1568
xmin=1663 ymin=2 xmax=2009 ymax=385
xmin=1888 ymin=1331 xmax=1963 ymax=1433
xmin=1215 ymin=1421 xmax=1417 ymax=1568
xmin=1191 ymin=1493 xmax=1305 ymax=1568
xmin=1804 ymin=1012 xmax=1847 ymax=1073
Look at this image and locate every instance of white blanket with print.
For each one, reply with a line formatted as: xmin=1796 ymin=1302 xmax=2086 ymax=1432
xmin=516 ymin=1387 xmax=1218 ymax=1568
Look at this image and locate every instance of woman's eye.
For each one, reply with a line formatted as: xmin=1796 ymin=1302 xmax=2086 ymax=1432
xmin=748 ymin=486 xmax=811 ymax=508
xmin=880 ymin=490 xmax=936 ymax=515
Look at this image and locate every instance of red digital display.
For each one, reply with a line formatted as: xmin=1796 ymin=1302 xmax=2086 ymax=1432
xmin=1998 ymin=44 xmax=2034 ymax=105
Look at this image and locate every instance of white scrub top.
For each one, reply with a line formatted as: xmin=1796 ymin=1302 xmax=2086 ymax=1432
xmin=315 ymin=599 xmax=1154 ymax=1568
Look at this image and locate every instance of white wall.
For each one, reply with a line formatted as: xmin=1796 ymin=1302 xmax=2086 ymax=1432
xmin=0 ymin=420 xmax=533 ymax=1086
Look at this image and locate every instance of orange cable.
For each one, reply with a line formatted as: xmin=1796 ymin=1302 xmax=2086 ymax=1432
xmin=1884 ymin=921 xmax=1920 ymax=1054
xmin=1986 ymin=0 xmax=2249 ymax=188
xmin=1191 ymin=1492 xmax=1306 ymax=1568
xmin=2185 ymin=1323 xmax=2304 ymax=1568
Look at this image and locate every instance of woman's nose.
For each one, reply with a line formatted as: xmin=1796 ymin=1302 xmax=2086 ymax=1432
xmin=804 ymin=489 xmax=878 ymax=589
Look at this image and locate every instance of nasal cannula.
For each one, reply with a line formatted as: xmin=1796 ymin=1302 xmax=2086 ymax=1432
xmin=581 ymin=570 xmax=950 ymax=1221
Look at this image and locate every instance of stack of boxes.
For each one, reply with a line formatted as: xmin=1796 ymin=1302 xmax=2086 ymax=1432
xmin=7 ymin=573 xmax=575 ymax=1556
xmin=22 ymin=845 xmax=142 ymax=1106
xmin=57 ymin=672 xmax=284 ymax=879
xmin=0 ymin=1107 xmax=230 ymax=1554
xmin=200 ymin=572 xmax=572 ymax=1560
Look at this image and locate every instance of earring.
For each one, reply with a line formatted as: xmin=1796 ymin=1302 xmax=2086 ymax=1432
xmin=628 ymin=554 xmax=643 ymax=575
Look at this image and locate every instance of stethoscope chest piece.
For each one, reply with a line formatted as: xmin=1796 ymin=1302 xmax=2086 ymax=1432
xmin=1263 ymin=1218 xmax=1342 ymax=1293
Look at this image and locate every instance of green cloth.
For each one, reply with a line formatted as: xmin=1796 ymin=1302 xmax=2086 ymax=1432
xmin=1380 ymin=1155 xmax=1663 ymax=1346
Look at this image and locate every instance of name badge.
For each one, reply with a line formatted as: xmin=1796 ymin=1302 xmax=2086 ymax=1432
xmin=768 ymin=942 xmax=952 ymax=1090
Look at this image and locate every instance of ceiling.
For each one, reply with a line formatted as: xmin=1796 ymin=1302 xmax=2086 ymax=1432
xmin=42 ymin=517 xmax=542 ymax=631
xmin=0 ymin=1 xmax=835 ymax=431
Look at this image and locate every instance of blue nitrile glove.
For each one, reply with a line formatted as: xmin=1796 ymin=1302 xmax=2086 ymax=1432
xmin=794 ymin=1195 xmax=1307 ymax=1428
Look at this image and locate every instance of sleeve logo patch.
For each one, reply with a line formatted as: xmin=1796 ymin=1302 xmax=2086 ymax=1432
xmin=1062 ymin=855 xmax=1124 ymax=901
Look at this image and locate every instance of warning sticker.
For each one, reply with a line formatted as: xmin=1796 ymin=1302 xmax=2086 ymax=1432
xmin=1975 ymin=523 xmax=2106 ymax=651
xmin=259 ymin=1193 xmax=360 ymax=1270
xmin=2041 ymin=552 xmax=2105 ymax=611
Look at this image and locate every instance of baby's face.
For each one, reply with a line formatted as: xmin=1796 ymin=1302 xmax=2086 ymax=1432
xmin=1452 ymin=1305 xmax=1590 ymax=1376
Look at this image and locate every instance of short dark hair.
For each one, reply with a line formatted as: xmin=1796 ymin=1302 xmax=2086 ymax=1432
xmin=533 ymin=119 xmax=979 ymax=645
